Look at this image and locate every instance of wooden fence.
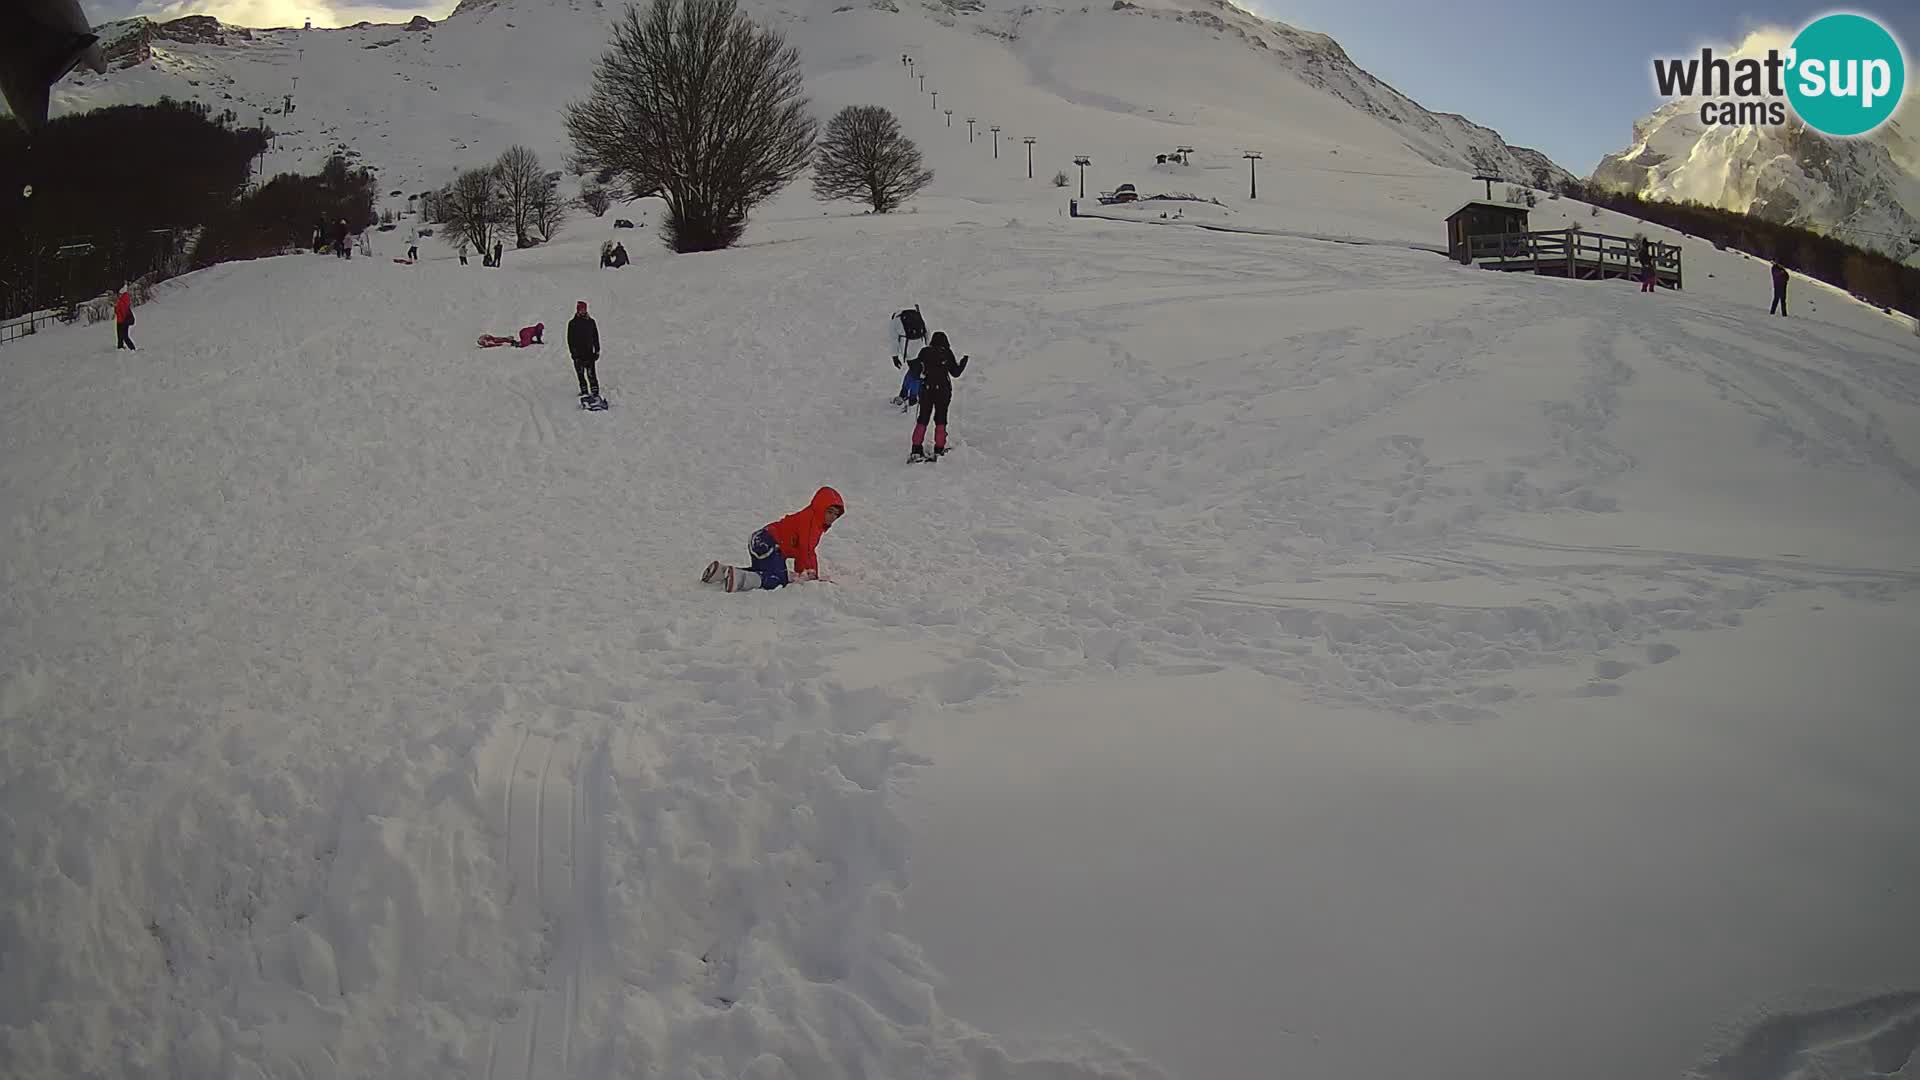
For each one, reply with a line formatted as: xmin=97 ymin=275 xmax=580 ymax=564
xmin=1465 ymin=229 xmax=1682 ymax=289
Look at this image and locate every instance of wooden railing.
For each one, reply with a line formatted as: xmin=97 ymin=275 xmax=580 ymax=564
xmin=1465 ymin=229 xmax=1682 ymax=288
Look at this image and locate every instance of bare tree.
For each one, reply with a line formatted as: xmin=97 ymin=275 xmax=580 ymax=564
xmin=530 ymin=173 xmax=567 ymax=240
xmin=579 ymin=183 xmax=614 ymax=217
xmin=443 ymin=166 xmax=505 ymax=255
xmin=493 ymin=145 xmax=545 ymax=248
xmin=566 ymin=0 xmax=817 ymax=253
xmin=812 ymin=105 xmax=932 ymax=213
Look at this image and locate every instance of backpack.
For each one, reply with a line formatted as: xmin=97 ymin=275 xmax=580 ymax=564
xmin=897 ymin=306 xmax=927 ymax=342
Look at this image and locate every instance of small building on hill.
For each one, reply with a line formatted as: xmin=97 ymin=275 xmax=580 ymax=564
xmin=1445 ymin=201 xmax=1531 ymax=263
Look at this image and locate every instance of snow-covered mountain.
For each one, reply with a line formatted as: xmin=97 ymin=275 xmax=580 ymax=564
xmin=30 ymin=0 xmax=1572 ymax=202
xmin=1592 ymin=99 xmax=1920 ymax=264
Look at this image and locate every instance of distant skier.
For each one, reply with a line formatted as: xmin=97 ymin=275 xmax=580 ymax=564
xmin=457 ymin=240 xmax=468 ymax=266
xmin=492 ymin=240 xmax=503 ymax=268
xmin=702 ymin=486 xmax=846 ymax=592
xmin=1637 ymin=236 xmax=1656 ymax=293
xmin=333 ymin=218 xmax=350 ymax=258
xmin=406 ymin=225 xmax=419 ymax=263
xmin=567 ymin=301 xmax=601 ymax=403
xmin=909 ymin=331 xmax=969 ymax=462
xmin=113 ymin=284 xmax=135 ymax=351
xmin=889 ymin=305 xmax=927 ymax=407
xmin=1770 ymin=259 xmax=1789 ymax=316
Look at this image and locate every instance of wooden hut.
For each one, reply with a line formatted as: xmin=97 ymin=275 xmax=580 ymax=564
xmin=1445 ymin=201 xmax=1531 ymax=263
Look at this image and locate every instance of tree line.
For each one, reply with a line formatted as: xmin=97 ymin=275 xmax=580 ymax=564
xmin=564 ymin=0 xmax=932 ymax=253
xmin=421 ymin=0 xmax=934 ymax=259
xmin=421 ymin=145 xmax=567 ymax=257
xmin=2 ymin=0 xmax=937 ymax=316
xmin=4 ymin=99 xmax=267 ymax=318
xmin=1555 ymin=178 xmax=1920 ymax=320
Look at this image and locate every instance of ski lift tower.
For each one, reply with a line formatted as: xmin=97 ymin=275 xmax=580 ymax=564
xmin=1473 ymin=173 xmax=1504 ymax=200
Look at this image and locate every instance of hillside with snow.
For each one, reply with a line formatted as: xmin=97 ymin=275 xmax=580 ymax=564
xmin=6 ymin=2 xmax=1920 ymax=1080
xmin=1592 ymin=98 xmax=1920 ymax=265
xmin=32 ymin=0 xmax=1570 ymax=211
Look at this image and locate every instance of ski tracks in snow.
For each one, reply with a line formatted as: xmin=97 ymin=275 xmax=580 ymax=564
xmin=1691 ymin=991 xmax=1920 ymax=1080
xmin=477 ymin=715 xmax=608 ymax=1080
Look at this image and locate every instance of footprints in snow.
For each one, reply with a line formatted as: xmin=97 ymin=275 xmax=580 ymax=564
xmin=1574 ymin=641 xmax=1681 ymax=698
xmin=509 ymin=386 xmax=556 ymax=449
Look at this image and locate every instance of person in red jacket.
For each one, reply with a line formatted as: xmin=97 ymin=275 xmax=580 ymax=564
xmin=702 ymin=487 xmax=845 ymax=592
xmin=114 ymin=285 xmax=135 ymax=351
xmin=516 ymin=322 xmax=544 ymax=347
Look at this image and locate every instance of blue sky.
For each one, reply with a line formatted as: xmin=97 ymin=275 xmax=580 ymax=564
xmin=94 ymin=0 xmax=1918 ymax=175
xmin=1250 ymin=0 xmax=1918 ymax=173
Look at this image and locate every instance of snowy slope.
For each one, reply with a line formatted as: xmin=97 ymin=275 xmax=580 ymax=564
xmin=7 ymin=183 xmax=1920 ymax=1080
xmin=33 ymin=0 xmax=1570 ymax=207
xmin=6 ymin=4 xmax=1920 ymax=1080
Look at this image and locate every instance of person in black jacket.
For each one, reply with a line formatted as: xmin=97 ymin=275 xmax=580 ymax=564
xmin=1770 ymin=259 xmax=1790 ymax=316
xmin=568 ymin=301 xmax=601 ymax=400
xmin=909 ymin=331 xmax=969 ymax=461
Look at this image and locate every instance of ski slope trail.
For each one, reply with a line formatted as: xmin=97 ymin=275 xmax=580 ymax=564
xmin=4 ymin=206 xmax=1920 ymax=1078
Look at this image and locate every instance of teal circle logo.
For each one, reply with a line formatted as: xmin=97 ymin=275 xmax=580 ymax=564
xmin=1786 ymin=13 xmax=1906 ymax=137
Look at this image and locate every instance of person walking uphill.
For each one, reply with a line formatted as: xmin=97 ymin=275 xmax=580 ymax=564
xmin=113 ymin=284 xmax=135 ymax=350
xmin=702 ymin=487 xmax=845 ymax=592
xmin=567 ymin=301 xmax=601 ymax=404
xmin=1770 ymin=259 xmax=1790 ymax=316
xmin=909 ymin=331 xmax=969 ymax=462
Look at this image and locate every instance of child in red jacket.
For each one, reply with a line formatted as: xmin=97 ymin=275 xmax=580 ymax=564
xmin=703 ymin=487 xmax=845 ymax=592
